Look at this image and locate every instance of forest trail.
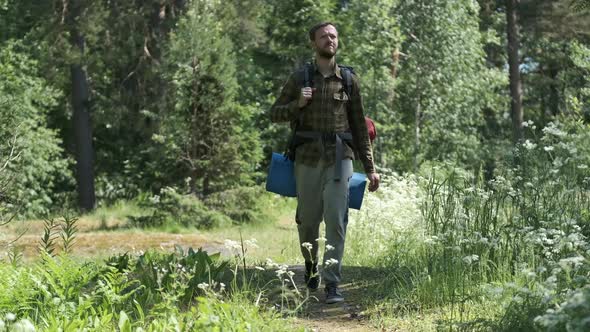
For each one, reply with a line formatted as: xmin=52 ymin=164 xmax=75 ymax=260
xmin=1 ymin=213 xmax=387 ymax=331
xmin=289 ymin=264 xmax=384 ymax=332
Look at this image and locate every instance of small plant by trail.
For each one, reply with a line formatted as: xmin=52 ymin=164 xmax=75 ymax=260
xmin=38 ymin=212 xmax=79 ymax=257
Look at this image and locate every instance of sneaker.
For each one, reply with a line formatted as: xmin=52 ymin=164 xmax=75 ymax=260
xmin=325 ymin=285 xmax=344 ymax=304
xmin=304 ymin=261 xmax=319 ymax=290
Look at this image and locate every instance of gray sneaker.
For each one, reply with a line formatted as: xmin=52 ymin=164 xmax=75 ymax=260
xmin=325 ymin=285 xmax=344 ymax=304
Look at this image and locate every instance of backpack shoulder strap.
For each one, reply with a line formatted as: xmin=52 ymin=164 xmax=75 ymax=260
xmin=339 ymin=65 xmax=355 ymax=98
xmin=295 ymin=62 xmax=315 ymax=88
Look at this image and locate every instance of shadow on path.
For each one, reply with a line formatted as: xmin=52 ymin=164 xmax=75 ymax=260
xmin=239 ymin=263 xmax=394 ymax=331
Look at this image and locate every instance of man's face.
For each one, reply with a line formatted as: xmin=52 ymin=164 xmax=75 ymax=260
xmin=312 ymin=25 xmax=338 ymax=58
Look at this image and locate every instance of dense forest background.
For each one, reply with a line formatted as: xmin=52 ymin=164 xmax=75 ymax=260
xmin=0 ymin=0 xmax=589 ymax=216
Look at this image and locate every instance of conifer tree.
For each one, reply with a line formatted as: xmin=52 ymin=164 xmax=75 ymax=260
xmin=159 ymin=0 xmax=262 ymax=196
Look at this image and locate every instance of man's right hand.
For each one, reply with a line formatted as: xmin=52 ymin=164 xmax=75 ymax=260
xmin=298 ymin=87 xmax=316 ymax=108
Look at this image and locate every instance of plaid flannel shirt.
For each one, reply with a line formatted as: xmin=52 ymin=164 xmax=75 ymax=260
xmin=269 ymin=62 xmax=375 ymax=174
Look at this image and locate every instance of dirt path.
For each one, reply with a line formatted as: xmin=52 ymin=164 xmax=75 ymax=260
xmin=0 ymin=217 xmax=225 ymax=260
xmin=289 ymin=264 xmax=381 ymax=332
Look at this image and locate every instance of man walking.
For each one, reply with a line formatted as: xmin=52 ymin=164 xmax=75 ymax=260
xmin=269 ymin=22 xmax=379 ymax=304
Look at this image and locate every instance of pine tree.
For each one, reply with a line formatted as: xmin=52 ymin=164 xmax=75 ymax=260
xmin=159 ymin=0 xmax=262 ymax=196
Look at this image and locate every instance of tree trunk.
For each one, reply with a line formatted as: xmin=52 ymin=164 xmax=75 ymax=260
xmin=506 ymin=0 xmax=524 ymax=143
xmin=69 ymin=4 xmax=96 ymax=211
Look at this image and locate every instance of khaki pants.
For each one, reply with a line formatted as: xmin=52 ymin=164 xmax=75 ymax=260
xmin=295 ymin=159 xmax=353 ymax=286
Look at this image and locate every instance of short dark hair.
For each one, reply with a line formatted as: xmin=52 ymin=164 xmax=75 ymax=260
xmin=309 ymin=22 xmax=336 ymax=41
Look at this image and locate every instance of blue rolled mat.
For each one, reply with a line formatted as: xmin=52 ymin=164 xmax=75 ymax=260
xmin=265 ymin=152 xmax=297 ymax=197
xmin=266 ymin=152 xmax=367 ymax=210
xmin=348 ymin=172 xmax=367 ymax=210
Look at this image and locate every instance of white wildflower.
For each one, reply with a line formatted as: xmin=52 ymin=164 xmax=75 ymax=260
xmin=12 ymin=319 xmax=36 ymax=332
xmin=522 ymin=268 xmax=536 ymax=278
xmin=265 ymin=258 xmax=278 ymax=268
xmin=301 ymin=242 xmax=313 ymax=251
xmin=542 ymin=123 xmax=566 ymax=137
xmin=544 ymin=146 xmax=554 ymax=152
xmin=244 ymin=238 xmax=259 ymax=249
xmin=287 ymin=271 xmax=295 ymax=277
xmin=150 ymin=195 xmax=160 ymax=204
xmin=577 ymin=164 xmax=588 ymax=170
xmin=315 ymin=237 xmax=327 ymax=244
xmin=325 ymin=244 xmax=335 ymax=251
xmin=5 ymin=313 xmax=16 ymax=322
xmin=558 ymin=256 xmax=586 ymax=269
xmin=224 ymin=239 xmax=241 ymax=251
xmin=197 ymin=282 xmax=209 ymax=290
xmin=523 ymin=140 xmax=537 ymax=150
xmin=325 ymin=258 xmax=339 ymax=267
xmin=462 ymin=255 xmax=479 ymax=265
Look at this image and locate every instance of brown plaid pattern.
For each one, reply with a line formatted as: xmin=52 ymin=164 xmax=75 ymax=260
xmin=270 ymin=62 xmax=375 ymax=174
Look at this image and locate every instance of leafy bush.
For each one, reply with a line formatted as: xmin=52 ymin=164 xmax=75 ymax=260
xmin=107 ymin=247 xmax=229 ymax=306
xmin=129 ymin=187 xmax=232 ymax=229
xmin=0 ymin=246 xmax=279 ymax=330
xmin=0 ymin=41 xmax=72 ymax=217
xmin=204 ymin=186 xmax=271 ymax=224
xmin=535 ymin=285 xmax=590 ymax=331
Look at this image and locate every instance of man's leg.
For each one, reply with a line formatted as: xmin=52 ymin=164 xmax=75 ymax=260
xmin=294 ymin=162 xmax=324 ymax=264
xmin=322 ymin=159 xmax=353 ymax=291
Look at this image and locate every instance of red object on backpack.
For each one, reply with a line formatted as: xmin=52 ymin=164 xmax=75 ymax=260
xmin=365 ymin=117 xmax=376 ymax=143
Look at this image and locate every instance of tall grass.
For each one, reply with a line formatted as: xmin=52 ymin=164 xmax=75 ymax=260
xmin=356 ymin=118 xmax=590 ymax=330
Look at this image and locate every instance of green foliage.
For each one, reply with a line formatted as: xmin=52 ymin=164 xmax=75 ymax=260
xmin=0 ymin=245 xmax=295 ymax=331
xmin=535 ymin=285 xmax=590 ymax=331
xmin=204 ymin=186 xmax=272 ymax=223
xmin=158 ymin=0 xmax=262 ymax=195
xmin=350 ymin=116 xmax=590 ymax=329
xmin=396 ymin=0 xmax=507 ymax=171
xmin=0 ymin=243 xmax=298 ymax=331
xmin=130 ymin=187 xmax=232 ymax=229
xmin=108 ymin=247 xmax=229 ymax=308
xmin=571 ymin=0 xmax=590 ymax=10
xmin=564 ymin=40 xmax=590 ymax=120
xmin=130 ymin=186 xmax=277 ymax=228
xmin=263 ymin=0 xmax=339 ymax=65
xmin=0 ymin=42 xmax=72 ymax=216
xmin=336 ymin=0 xmax=402 ymax=168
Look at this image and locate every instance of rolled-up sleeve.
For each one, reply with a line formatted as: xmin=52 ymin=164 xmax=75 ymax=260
xmin=270 ymin=74 xmax=301 ymax=123
xmin=348 ymin=74 xmax=375 ymax=174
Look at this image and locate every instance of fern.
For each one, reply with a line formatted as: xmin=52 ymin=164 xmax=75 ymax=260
xmin=60 ymin=213 xmax=78 ymax=254
xmin=39 ymin=217 xmax=59 ymax=256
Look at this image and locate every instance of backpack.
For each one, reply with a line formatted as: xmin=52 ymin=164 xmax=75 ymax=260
xmin=299 ymin=63 xmax=376 ymax=143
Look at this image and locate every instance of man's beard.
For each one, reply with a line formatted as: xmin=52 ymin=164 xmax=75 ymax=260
xmin=317 ymin=47 xmax=336 ymax=59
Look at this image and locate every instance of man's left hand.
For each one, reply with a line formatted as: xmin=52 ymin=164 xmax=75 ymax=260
xmin=368 ymin=172 xmax=380 ymax=192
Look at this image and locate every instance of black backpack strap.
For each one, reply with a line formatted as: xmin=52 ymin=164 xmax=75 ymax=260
xmin=286 ymin=63 xmax=315 ymax=160
xmin=303 ymin=62 xmax=314 ymax=88
xmin=339 ymin=65 xmax=354 ymax=98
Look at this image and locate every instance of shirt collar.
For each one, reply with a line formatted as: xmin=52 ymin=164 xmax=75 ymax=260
xmin=312 ymin=59 xmax=342 ymax=79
